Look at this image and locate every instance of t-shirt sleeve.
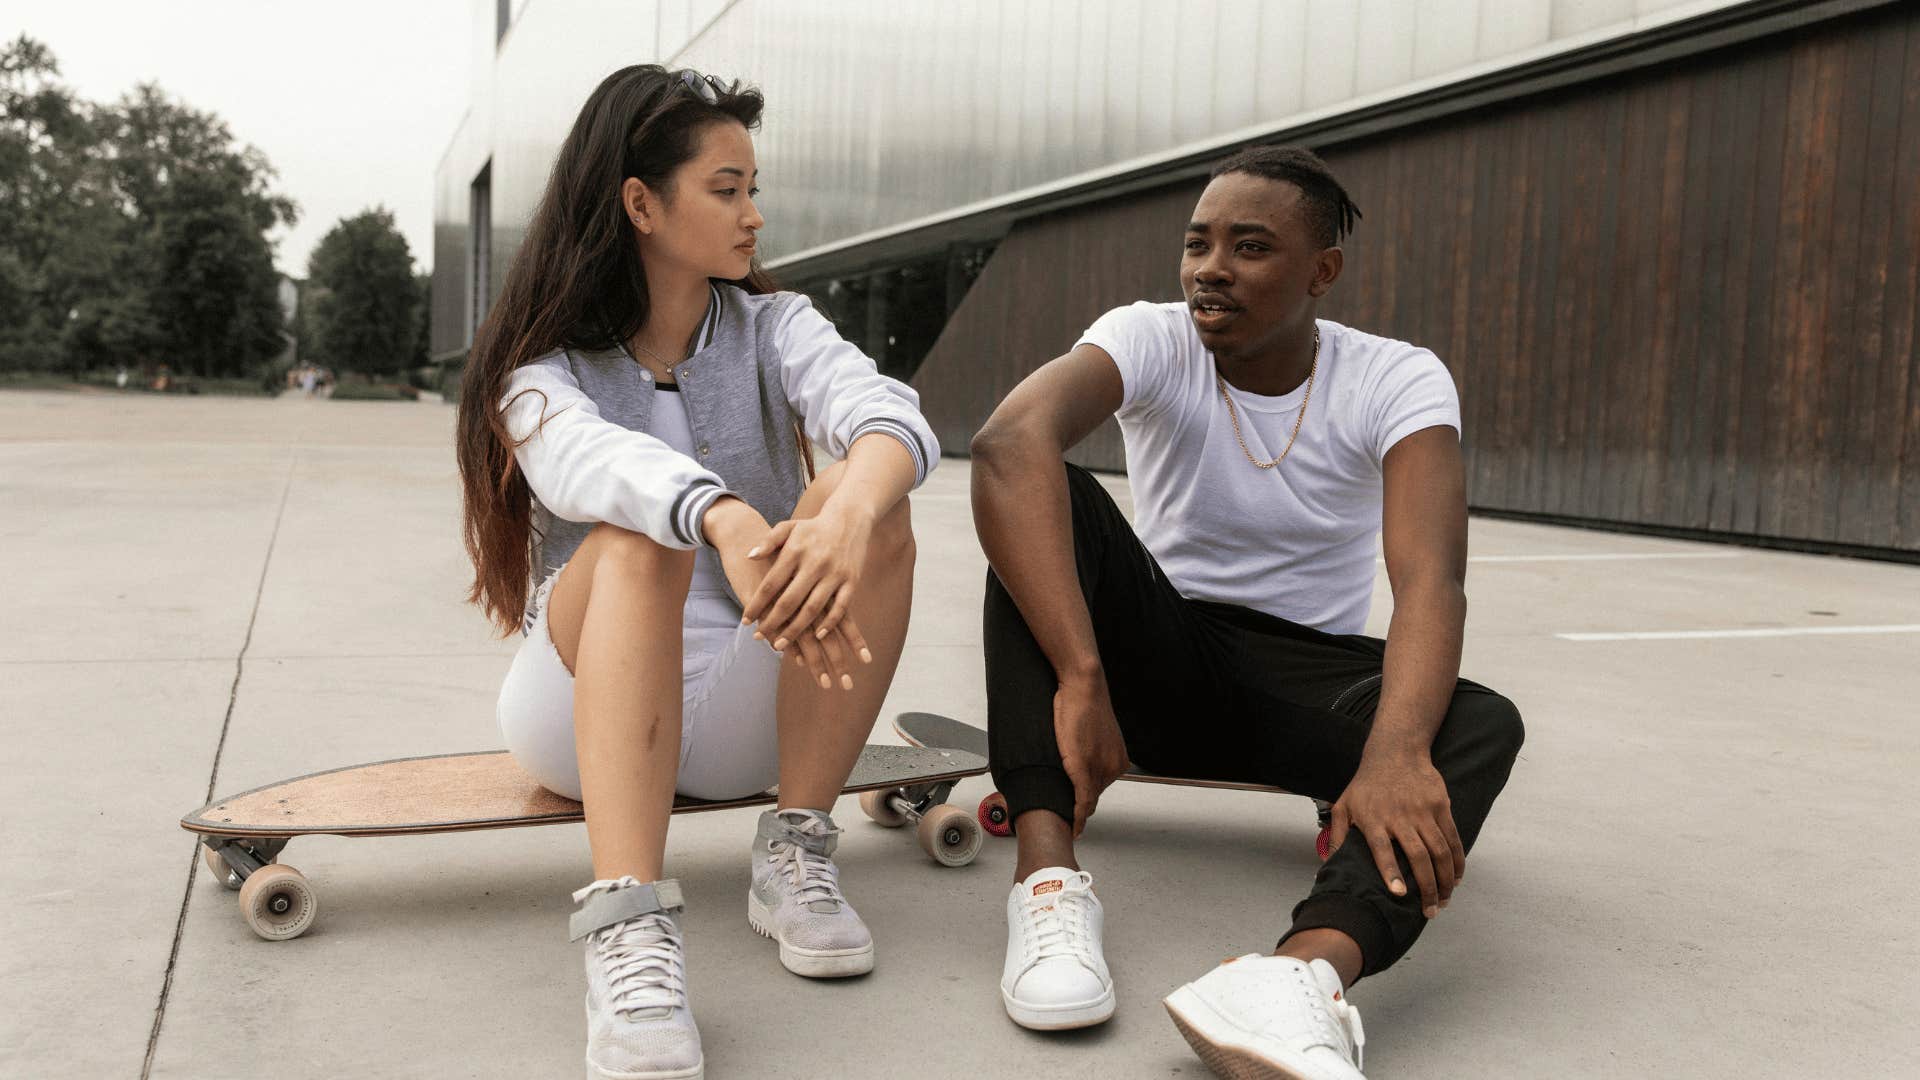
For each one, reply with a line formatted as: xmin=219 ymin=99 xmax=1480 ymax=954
xmin=1075 ymin=302 xmax=1184 ymax=419
xmin=1363 ymin=346 xmax=1462 ymax=463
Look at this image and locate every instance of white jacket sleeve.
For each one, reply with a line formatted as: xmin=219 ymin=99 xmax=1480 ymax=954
xmin=774 ymin=297 xmax=940 ymax=486
xmin=502 ymin=359 xmax=731 ymax=548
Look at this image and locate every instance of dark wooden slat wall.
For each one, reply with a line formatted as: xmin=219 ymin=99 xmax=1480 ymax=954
xmin=910 ymin=5 xmax=1920 ymax=553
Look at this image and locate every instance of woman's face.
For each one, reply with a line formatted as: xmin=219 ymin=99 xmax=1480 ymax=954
xmin=629 ymin=119 xmax=763 ymax=281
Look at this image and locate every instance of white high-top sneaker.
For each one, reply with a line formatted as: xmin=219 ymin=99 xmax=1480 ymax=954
xmin=746 ymin=808 xmax=875 ymax=977
xmin=1163 ymin=954 xmax=1367 ymax=1080
xmin=569 ymin=876 xmax=702 ymax=1080
xmin=1001 ymin=867 xmax=1114 ymax=1030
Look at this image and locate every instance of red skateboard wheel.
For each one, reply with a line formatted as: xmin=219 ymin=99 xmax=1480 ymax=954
xmin=978 ymin=792 xmax=1012 ymax=837
xmin=1315 ymin=826 xmax=1333 ymax=861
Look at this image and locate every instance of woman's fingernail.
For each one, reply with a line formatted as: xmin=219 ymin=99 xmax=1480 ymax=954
xmin=859 ymin=648 xmax=873 ymax=664
xmin=1425 ymin=906 xmax=1438 ymax=918
xmin=1390 ymin=879 xmax=1405 ymax=895
xmin=840 ymin=674 xmax=853 ymax=690
xmin=753 ymin=631 xmax=763 ymax=641
xmin=815 ymin=627 xmax=828 ymax=639
xmin=817 ymin=673 xmax=830 ymax=688
xmin=773 ymin=638 xmax=788 ymax=651
xmin=746 ymin=547 xmax=760 ymax=558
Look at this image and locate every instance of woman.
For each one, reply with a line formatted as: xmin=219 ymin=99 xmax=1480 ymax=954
xmin=454 ymin=65 xmax=935 ymax=1080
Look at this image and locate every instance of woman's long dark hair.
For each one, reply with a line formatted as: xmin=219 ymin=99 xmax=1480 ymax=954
xmin=456 ymin=65 xmax=778 ymax=635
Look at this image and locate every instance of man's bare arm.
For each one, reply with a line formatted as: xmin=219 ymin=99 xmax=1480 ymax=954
xmin=1327 ymin=423 xmax=1470 ymax=917
xmin=1374 ymin=425 xmax=1469 ymax=764
xmin=970 ymin=345 xmax=1123 ymax=681
xmin=970 ymin=345 xmax=1127 ymax=834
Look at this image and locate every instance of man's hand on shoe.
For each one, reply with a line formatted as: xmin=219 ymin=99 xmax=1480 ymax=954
xmin=1327 ymin=751 xmax=1466 ymax=919
xmin=1054 ymin=670 xmax=1130 ymax=838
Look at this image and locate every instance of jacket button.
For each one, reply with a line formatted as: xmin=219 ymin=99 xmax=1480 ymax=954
xmin=698 ymin=444 xmax=710 ymax=457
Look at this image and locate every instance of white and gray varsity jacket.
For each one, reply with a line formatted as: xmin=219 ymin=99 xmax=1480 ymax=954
xmin=501 ymin=283 xmax=939 ymax=626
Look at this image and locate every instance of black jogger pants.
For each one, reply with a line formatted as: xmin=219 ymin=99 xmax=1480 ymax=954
xmin=984 ymin=463 xmax=1524 ymax=978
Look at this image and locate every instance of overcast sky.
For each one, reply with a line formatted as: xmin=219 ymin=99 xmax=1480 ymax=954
xmin=14 ymin=1 xmax=473 ymax=277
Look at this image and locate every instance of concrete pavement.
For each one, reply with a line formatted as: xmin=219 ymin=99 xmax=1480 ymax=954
xmin=2 ymin=388 xmax=1915 ymax=1079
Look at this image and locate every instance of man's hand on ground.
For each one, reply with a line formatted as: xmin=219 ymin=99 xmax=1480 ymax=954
xmin=1328 ymin=752 xmax=1466 ymax=918
xmin=1054 ymin=671 xmax=1129 ymax=838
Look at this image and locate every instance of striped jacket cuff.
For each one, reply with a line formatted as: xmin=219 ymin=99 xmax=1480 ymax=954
xmin=671 ymin=481 xmax=731 ymax=547
xmin=850 ymin=417 xmax=931 ymax=484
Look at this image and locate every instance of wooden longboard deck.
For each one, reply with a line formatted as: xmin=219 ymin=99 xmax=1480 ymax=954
xmin=183 ymin=744 xmax=986 ymax=840
xmin=894 ymin=711 xmax=1293 ymax=795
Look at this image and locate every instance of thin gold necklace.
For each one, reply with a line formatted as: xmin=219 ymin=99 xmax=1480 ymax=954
xmin=1216 ymin=327 xmax=1318 ymax=470
xmin=629 ymin=336 xmax=681 ymax=380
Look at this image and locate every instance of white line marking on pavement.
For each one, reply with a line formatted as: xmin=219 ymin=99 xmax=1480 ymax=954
xmin=1375 ymin=552 xmax=1743 ymax=564
xmin=1557 ymin=624 xmax=1920 ymax=642
xmin=1468 ymin=552 xmax=1743 ymax=563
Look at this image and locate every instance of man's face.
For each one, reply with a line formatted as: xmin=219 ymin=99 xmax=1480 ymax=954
xmin=1180 ymin=172 xmax=1333 ymax=358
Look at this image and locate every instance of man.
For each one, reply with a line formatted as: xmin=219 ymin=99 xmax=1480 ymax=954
xmin=968 ymin=145 xmax=1523 ymax=1079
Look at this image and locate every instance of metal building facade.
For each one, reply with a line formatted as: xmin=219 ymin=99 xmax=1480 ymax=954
xmin=432 ymin=0 xmax=1919 ymax=556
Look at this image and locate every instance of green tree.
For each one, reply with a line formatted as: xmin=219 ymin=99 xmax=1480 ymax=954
xmin=0 ymin=35 xmax=118 ymax=371
xmin=306 ymin=208 xmax=418 ymax=378
xmin=0 ymin=36 xmax=295 ymax=378
xmin=105 ymin=84 xmax=296 ymax=377
xmin=411 ymin=271 xmax=431 ymax=371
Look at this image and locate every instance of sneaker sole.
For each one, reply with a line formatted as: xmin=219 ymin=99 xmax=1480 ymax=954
xmin=585 ymin=1055 xmax=703 ymax=1080
xmin=1163 ymin=985 xmax=1340 ymax=1080
xmin=1001 ymin=984 xmax=1116 ymax=1031
xmin=746 ymin=891 xmax=875 ymax=977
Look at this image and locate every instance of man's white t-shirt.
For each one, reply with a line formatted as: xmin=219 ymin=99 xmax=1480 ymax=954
xmin=1077 ymin=302 xmax=1461 ymax=635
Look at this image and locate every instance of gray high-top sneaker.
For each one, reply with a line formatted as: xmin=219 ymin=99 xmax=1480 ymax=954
xmin=746 ymin=808 xmax=875 ymax=977
xmin=570 ymin=876 xmax=702 ymax=1080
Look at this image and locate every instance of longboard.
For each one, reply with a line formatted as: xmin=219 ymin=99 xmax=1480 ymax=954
xmin=184 ymin=743 xmax=986 ymax=941
xmin=893 ymin=711 xmax=1331 ymax=855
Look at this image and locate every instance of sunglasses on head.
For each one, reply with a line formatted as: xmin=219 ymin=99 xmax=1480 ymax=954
xmin=676 ymin=69 xmax=724 ymax=105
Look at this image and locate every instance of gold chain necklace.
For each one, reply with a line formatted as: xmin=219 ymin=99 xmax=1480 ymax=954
xmin=629 ymin=337 xmax=681 ymax=380
xmin=1216 ymin=327 xmax=1318 ymax=470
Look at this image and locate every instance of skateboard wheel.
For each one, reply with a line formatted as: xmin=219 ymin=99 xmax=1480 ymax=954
xmin=977 ymin=792 xmax=1011 ymax=837
xmin=1316 ymin=826 xmax=1333 ymax=862
xmin=237 ymin=863 xmax=318 ymax=941
xmin=201 ymin=844 xmax=242 ymax=891
xmin=859 ymin=788 xmax=908 ymax=828
xmin=917 ymin=803 xmax=982 ymax=868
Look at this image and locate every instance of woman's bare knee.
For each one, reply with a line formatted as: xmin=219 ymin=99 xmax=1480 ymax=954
xmin=584 ymin=524 xmax=694 ymax=583
xmin=546 ymin=526 xmax=693 ymax=673
xmin=871 ymin=496 xmax=915 ymax=566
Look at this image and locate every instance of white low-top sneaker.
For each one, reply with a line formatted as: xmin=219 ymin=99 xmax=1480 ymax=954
xmin=747 ymin=808 xmax=875 ymax=977
xmin=1001 ymin=867 xmax=1115 ymax=1030
xmin=569 ymin=876 xmax=703 ymax=1080
xmin=1163 ymin=954 xmax=1366 ymax=1080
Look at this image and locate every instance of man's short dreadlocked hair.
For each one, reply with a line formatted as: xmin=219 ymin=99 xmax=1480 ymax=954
xmin=1210 ymin=144 xmax=1361 ymax=249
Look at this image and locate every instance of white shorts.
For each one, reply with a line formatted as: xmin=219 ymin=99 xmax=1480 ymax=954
xmin=496 ymin=568 xmax=784 ymax=802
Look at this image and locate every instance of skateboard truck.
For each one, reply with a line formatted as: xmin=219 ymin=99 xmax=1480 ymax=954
xmin=198 ymin=836 xmax=317 ymax=940
xmin=857 ymin=778 xmax=984 ymax=867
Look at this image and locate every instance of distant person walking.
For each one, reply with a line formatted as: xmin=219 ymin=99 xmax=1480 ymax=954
xmin=454 ymin=65 xmax=936 ymax=1080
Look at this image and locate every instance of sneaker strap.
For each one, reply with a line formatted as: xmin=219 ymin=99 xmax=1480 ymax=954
xmin=569 ymin=878 xmax=685 ymax=941
xmin=757 ymin=808 xmax=839 ymax=856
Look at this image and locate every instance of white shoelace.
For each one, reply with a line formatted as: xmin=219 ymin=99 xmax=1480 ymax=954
xmin=1282 ymin=962 xmax=1365 ymax=1069
xmin=1020 ymin=873 xmax=1097 ymax=969
xmin=594 ymin=912 xmax=687 ymax=1018
xmin=767 ymin=834 xmax=846 ymax=909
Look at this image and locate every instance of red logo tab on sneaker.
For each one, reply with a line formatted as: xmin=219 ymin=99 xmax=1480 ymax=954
xmin=1032 ymin=879 xmax=1064 ymax=897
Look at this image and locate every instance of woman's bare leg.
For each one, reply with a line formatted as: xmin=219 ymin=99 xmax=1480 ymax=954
xmin=774 ymin=462 xmax=916 ymax=810
xmin=544 ymin=524 xmax=693 ymax=880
